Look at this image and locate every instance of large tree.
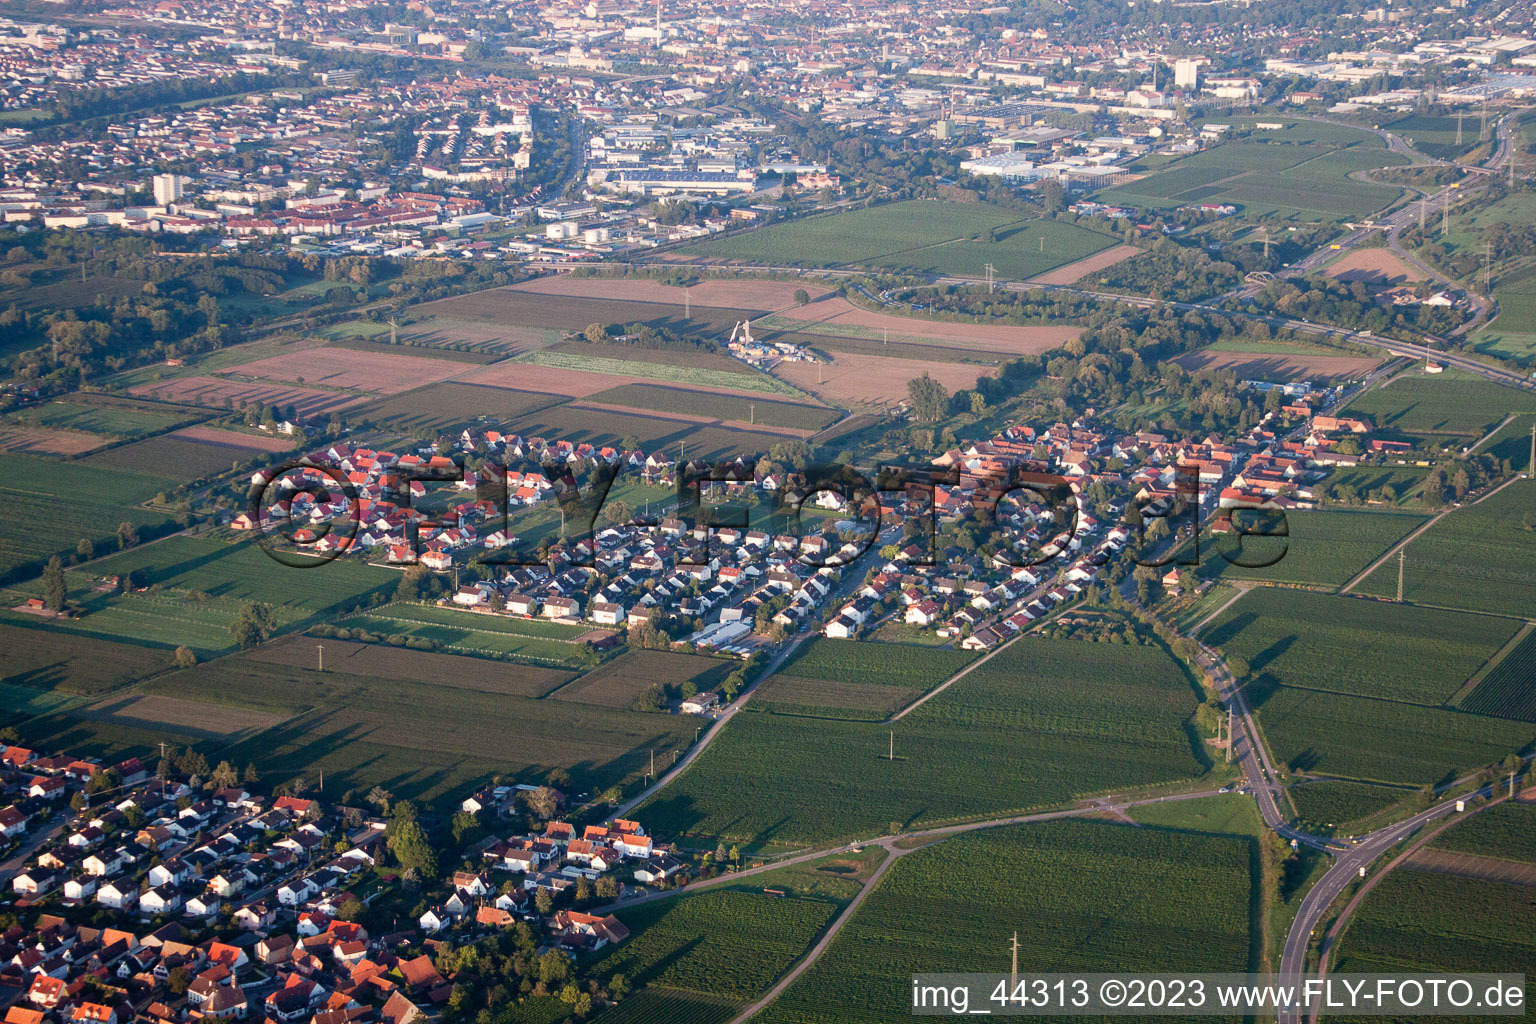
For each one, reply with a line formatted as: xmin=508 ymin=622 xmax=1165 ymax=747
xmin=41 ymin=555 xmax=66 ymax=612
xmin=906 ymin=373 xmax=949 ymax=422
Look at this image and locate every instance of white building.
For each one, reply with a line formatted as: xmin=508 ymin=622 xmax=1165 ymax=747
xmin=1174 ymin=58 xmax=1200 ymax=89
xmin=152 ymin=174 xmax=186 ymax=206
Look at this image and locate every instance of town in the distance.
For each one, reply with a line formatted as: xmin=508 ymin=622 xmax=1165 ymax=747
xmin=0 ymin=0 xmax=1534 ymax=1023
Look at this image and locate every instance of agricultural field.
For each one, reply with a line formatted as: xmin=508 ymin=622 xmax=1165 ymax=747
xmin=1324 ymin=247 xmax=1426 ymax=286
xmin=1382 ymin=113 xmax=1486 ymax=161
xmin=507 ymin=275 xmax=833 ymax=311
xmin=80 ymin=433 xmax=267 ymax=480
xmin=585 ymin=384 xmax=837 ymax=432
xmin=481 ymin=400 xmax=803 ymax=461
xmin=1428 ymin=803 xmax=1536 ymax=865
xmin=127 ymin=375 xmax=366 ymax=418
xmin=866 ymin=219 xmax=1116 ymax=281
xmin=14 ymin=648 xmax=702 ymax=806
xmin=1174 ymin=340 xmax=1382 ymax=382
xmin=1356 ymin=481 xmax=1536 ymax=618
xmin=1471 ymin=268 xmax=1536 ymax=366
xmin=675 ymin=200 xmax=1032 ymax=267
xmin=398 ymin=318 xmax=564 ymax=356
xmin=412 ymin=287 xmax=750 ymax=338
xmin=755 ymin=820 xmax=1255 ymax=1024
xmin=592 ymin=992 xmax=736 ymax=1024
xmin=1201 ymin=588 xmax=1517 ymax=705
xmin=1330 ymin=872 xmax=1535 ymax=1021
xmin=1096 ymin=130 xmax=1407 ymax=220
xmin=0 ymin=620 xmax=176 ymax=696
xmin=771 ymin=350 xmax=993 ymax=409
xmin=1459 ymin=628 xmax=1536 ymax=722
xmin=352 ymin=382 xmax=566 ymax=433
xmin=588 ymin=890 xmax=839 ymax=1001
xmin=1200 ymin=508 xmax=1430 ymax=588
xmin=170 ymin=424 xmax=296 ymax=453
xmin=552 ymin=650 xmax=736 ymax=709
xmin=751 ymin=639 xmax=975 ymax=720
xmin=1288 ymin=780 xmax=1411 ymax=831
xmin=502 ymin=350 xmax=803 ymax=397
xmin=1028 ymin=243 xmax=1142 ymax=285
xmin=54 ymin=535 xmax=398 ymax=654
xmin=639 ymin=634 xmax=1204 ymax=846
xmin=219 ymin=345 xmax=470 ymax=396
xmin=333 ymin=609 xmax=597 ymax=670
xmin=0 ymin=398 xmax=200 ymax=443
xmin=1316 ymin=464 xmax=1433 ymax=506
xmin=1247 ymin=685 xmax=1533 ymax=784
xmin=754 ymin=297 xmax=1080 ymax=356
xmin=251 ymin=635 xmax=575 ymax=698
xmin=0 ymin=452 xmax=171 ymax=581
xmin=1343 ymin=375 xmax=1536 ymax=437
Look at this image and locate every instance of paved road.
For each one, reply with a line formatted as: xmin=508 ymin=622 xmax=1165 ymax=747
xmin=1275 ymin=780 xmax=1500 ymax=1024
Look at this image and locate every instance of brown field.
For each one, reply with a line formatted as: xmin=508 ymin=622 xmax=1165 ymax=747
xmin=220 ymin=346 xmax=468 ymax=396
xmin=508 ymin=275 xmax=834 ymax=311
xmin=1175 ymin=349 xmax=1383 ymax=381
xmin=1029 ymin=244 xmax=1142 ymax=286
xmin=171 ymin=425 xmax=296 ymax=452
xmin=774 ymin=350 xmax=994 ymax=406
xmin=765 ymin=297 xmax=1080 ymax=355
xmin=0 ymin=426 xmax=104 ymax=455
xmin=399 ymin=317 xmax=559 ymax=356
xmin=460 ymin=361 xmax=777 ymax=400
xmin=255 ymin=636 xmax=574 ymax=698
xmin=1325 ymin=248 xmax=1426 ymax=286
xmin=129 ymin=377 xmax=367 ymax=417
xmin=76 ymin=692 xmax=283 ymax=739
xmin=550 ymin=649 xmax=736 ymax=708
xmin=351 ymin=382 xmax=568 ymax=432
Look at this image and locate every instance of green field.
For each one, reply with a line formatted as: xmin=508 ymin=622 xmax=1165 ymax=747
xmin=14 ymin=643 xmax=695 ymax=806
xmin=753 ymin=639 xmax=976 ymax=720
xmin=1428 ymin=802 xmax=1536 ymax=865
xmin=0 ymin=621 xmax=175 ymax=697
xmin=1249 ymin=685 xmax=1533 ymax=784
xmin=755 ymin=820 xmax=1255 ymax=1024
xmin=592 ymin=992 xmax=736 ymax=1024
xmin=676 ymin=201 xmax=1113 ymax=280
xmin=1 ymin=399 xmax=197 ymax=440
xmin=1317 ymin=465 xmax=1433 ymax=506
xmin=1331 ymin=872 xmax=1535 ymax=1023
xmin=0 ymin=453 xmax=172 ymax=580
xmin=640 ymin=635 xmax=1205 ymax=846
xmin=47 ymin=536 xmax=398 ymax=655
xmin=1096 ymin=130 xmax=1407 ymax=221
xmin=1343 ymin=376 xmax=1536 ymax=436
xmin=590 ymin=890 xmax=838 ymax=1001
xmin=1382 ymin=113 xmax=1484 ymax=161
xmin=1201 ymin=588 xmax=1517 ymax=706
xmin=515 ymin=349 xmax=805 ymax=397
xmin=80 ymin=434 xmax=266 ymax=481
xmin=335 ymin=608 xmax=596 ymax=669
xmin=1288 ymin=780 xmax=1410 ymax=831
xmin=1201 ymin=509 xmax=1429 ymax=588
xmin=586 ymin=384 xmax=838 ymax=431
xmin=1356 ymin=481 xmax=1536 ymax=619
xmin=1459 ymin=627 xmax=1536 ymax=722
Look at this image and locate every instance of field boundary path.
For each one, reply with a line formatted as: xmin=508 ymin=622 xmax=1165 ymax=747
xmin=882 ymin=630 xmax=1020 ymax=723
xmin=1298 ymin=785 xmax=1521 ymax=1024
xmin=1340 ymin=472 xmax=1525 ymax=594
xmin=1400 ymin=846 xmax=1536 ymax=888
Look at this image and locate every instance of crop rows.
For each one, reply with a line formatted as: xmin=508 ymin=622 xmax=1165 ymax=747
xmin=552 ymin=650 xmax=735 ymax=708
xmin=1345 ymin=376 xmax=1536 ymax=436
xmin=780 ymin=638 xmax=975 ymax=689
xmin=1288 ymin=780 xmax=1408 ymax=830
xmin=1427 ymin=803 xmax=1536 ymax=865
xmin=0 ymin=453 xmax=170 ymax=578
xmin=751 ymin=674 xmax=920 ymax=720
xmin=1331 ymin=872 xmax=1536 ymax=1014
xmin=1201 ymin=589 xmax=1516 ymax=706
xmin=517 ymin=349 xmax=802 ymax=396
xmin=640 ymin=636 xmax=1204 ymax=845
xmin=336 ymin=612 xmax=592 ymax=668
xmin=1201 ymin=509 xmax=1430 ymax=588
xmin=756 ymin=820 xmax=1253 ymax=1024
xmin=590 ymin=991 xmax=737 ymax=1024
xmin=1461 ymin=628 xmax=1536 ymax=721
xmin=589 ymin=890 xmax=837 ymax=1000
xmin=1358 ymin=482 xmax=1536 ymax=619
